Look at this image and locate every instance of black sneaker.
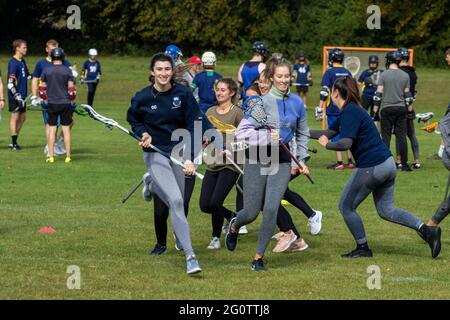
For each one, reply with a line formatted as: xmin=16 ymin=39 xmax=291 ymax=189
xmin=395 ymin=162 xmax=402 ymax=169
xmin=225 ymin=217 xmax=239 ymax=251
xmin=418 ymin=225 xmax=441 ymax=258
xmin=341 ymin=246 xmax=373 ymax=258
xmin=149 ymin=243 xmax=167 ymax=256
xmin=251 ymin=258 xmax=267 ymax=271
xmin=401 ymin=164 xmax=413 ymax=172
xmin=14 ymin=144 xmax=22 ymax=150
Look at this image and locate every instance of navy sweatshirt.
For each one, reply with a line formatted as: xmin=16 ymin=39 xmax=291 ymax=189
xmin=127 ymin=83 xmax=201 ymax=160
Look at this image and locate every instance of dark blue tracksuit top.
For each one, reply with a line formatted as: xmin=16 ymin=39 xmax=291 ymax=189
xmin=127 ymin=83 xmax=201 ymax=160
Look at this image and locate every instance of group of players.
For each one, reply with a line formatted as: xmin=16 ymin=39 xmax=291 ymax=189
xmin=1 ymin=38 xmax=447 ymax=275
xmin=0 ymin=39 xmax=102 ymax=162
xmin=125 ymin=42 xmax=447 ymax=274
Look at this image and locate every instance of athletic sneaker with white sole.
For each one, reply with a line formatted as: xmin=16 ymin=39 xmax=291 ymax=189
xmin=207 ymin=237 xmax=221 ymax=249
xmin=186 ymin=255 xmax=202 ymax=274
xmin=272 ymin=230 xmax=297 ymax=253
xmin=142 ymin=172 xmax=153 ymax=202
xmin=308 ymin=210 xmax=322 ymax=235
xmin=286 ymin=238 xmax=309 ymax=252
xmin=238 ymin=225 xmax=248 ymax=234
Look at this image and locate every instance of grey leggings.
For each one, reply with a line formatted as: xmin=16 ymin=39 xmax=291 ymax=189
xmin=144 ymin=152 xmax=195 ymax=257
xmin=235 ymin=160 xmax=291 ymax=256
xmin=339 ymin=157 xmax=423 ymax=244
xmin=432 ymin=197 xmax=450 ymax=224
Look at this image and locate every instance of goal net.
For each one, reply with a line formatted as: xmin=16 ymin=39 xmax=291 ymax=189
xmin=322 ymin=46 xmax=414 ymax=79
xmin=320 ymin=46 xmax=414 ymax=128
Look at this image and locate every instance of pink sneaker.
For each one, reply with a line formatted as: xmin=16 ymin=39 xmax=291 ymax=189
xmin=286 ymin=238 xmax=309 ymax=253
xmin=272 ymin=230 xmax=297 ymax=253
xmin=272 ymin=231 xmax=285 ymax=241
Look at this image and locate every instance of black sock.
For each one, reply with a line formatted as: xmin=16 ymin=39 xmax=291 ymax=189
xmin=12 ymin=135 xmax=17 ymax=145
xmin=337 ymin=161 xmax=343 ymax=165
xmin=348 ymin=158 xmax=353 ymax=164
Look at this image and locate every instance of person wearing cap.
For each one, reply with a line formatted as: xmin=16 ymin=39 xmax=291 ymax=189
xmin=81 ymin=48 xmax=102 ymax=107
xmin=184 ymin=56 xmax=202 ymax=87
xmin=191 ymin=52 xmax=222 ymax=113
xmin=40 ymin=48 xmax=76 ymax=163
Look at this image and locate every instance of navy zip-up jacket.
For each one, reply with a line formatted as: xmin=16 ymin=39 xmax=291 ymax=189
xmin=127 ymin=83 xmax=201 ymax=160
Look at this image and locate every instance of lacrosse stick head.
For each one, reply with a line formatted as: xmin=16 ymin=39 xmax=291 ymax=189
xmin=419 ymin=122 xmax=438 ymax=133
xmin=81 ymin=104 xmax=118 ymax=129
xmin=243 ymin=96 xmax=267 ymax=128
xmin=207 ymin=115 xmax=237 ymax=134
xmin=416 ymin=112 xmax=434 ymax=123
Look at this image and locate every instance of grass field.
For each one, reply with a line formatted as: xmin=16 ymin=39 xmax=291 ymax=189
xmin=0 ymin=55 xmax=449 ymax=300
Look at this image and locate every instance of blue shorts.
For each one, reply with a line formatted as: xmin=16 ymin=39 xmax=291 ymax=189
xmin=327 ymin=115 xmax=341 ymax=142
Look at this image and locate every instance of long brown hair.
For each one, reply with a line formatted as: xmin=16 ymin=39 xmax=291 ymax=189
xmin=332 ymin=77 xmax=362 ymax=106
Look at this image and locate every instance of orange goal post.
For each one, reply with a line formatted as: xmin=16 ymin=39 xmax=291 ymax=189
xmin=320 ymin=46 xmax=414 ymax=128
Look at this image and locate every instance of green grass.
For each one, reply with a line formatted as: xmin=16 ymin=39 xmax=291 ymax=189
xmin=0 ymin=55 xmax=449 ymax=299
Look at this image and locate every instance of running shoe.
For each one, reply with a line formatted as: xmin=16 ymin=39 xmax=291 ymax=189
xmin=341 ymin=246 xmax=373 ymax=258
xmin=46 ymin=156 xmax=55 ymax=163
xmin=186 ymin=255 xmax=202 ymax=274
xmin=65 ymin=157 xmax=72 ymax=163
xmin=207 ymin=237 xmax=221 ymax=250
xmin=238 ymin=225 xmax=248 ymax=234
xmin=286 ymin=238 xmax=309 ymax=252
xmin=251 ymin=258 xmax=267 ymax=272
xmin=142 ymin=172 xmax=153 ymax=202
xmin=149 ymin=243 xmax=167 ymax=256
xmin=308 ymin=210 xmax=322 ymax=235
xmin=418 ymin=225 xmax=441 ymax=258
xmin=225 ymin=217 xmax=239 ymax=251
xmin=327 ymin=162 xmax=344 ymax=170
xmin=272 ymin=230 xmax=297 ymax=253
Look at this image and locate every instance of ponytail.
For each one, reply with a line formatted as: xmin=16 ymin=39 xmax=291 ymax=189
xmin=332 ymin=77 xmax=361 ymax=106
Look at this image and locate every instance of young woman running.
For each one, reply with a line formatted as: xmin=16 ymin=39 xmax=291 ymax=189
xmin=200 ymin=78 xmax=243 ymax=249
xmin=225 ymin=58 xmax=310 ymax=271
xmin=310 ymin=76 xmax=442 ymax=258
xmin=127 ymin=53 xmax=202 ymax=274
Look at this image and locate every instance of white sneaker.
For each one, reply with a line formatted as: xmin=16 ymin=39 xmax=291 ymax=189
xmin=222 ymin=222 xmax=230 ymax=235
xmin=55 ymin=138 xmax=66 ymax=155
xmin=308 ymin=210 xmax=322 ymax=235
xmin=142 ymin=172 xmax=153 ymax=202
xmin=238 ymin=225 xmax=248 ymax=234
xmin=207 ymin=237 xmax=221 ymax=249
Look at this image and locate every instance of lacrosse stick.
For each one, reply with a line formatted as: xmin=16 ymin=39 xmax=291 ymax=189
xmin=81 ymin=104 xmax=204 ymax=180
xmin=420 ymin=122 xmax=439 ymax=133
xmin=81 ymin=79 xmax=99 ymax=84
xmin=244 ymin=97 xmax=315 ymax=184
xmin=416 ymin=112 xmax=434 ymax=124
xmin=206 ymin=114 xmax=245 ymax=173
xmin=122 ymin=178 xmax=145 ymax=204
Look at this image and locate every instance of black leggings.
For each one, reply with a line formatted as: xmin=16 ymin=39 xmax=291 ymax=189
xmin=276 ymin=174 xmax=316 ymax=237
xmin=200 ymin=169 xmax=239 ymax=238
xmin=87 ymin=82 xmax=98 ymax=106
xmin=153 ymin=176 xmax=196 ymax=245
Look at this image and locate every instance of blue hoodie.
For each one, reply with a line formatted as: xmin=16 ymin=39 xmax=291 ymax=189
xmin=127 ymin=83 xmax=201 ymax=160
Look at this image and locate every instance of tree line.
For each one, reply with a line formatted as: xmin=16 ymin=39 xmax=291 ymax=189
xmin=1 ymin=0 xmax=448 ymax=66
